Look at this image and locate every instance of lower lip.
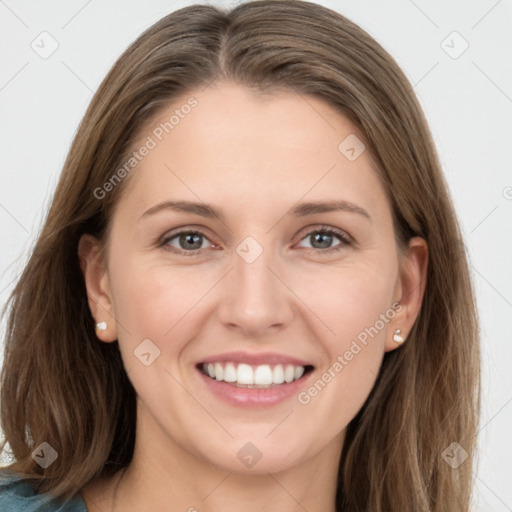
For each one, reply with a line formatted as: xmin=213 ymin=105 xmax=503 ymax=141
xmin=197 ymin=368 xmax=313 ymax=408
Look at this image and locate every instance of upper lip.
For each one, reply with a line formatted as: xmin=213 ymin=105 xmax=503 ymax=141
xmin=198 ymin=351 xmax=314 ymax=367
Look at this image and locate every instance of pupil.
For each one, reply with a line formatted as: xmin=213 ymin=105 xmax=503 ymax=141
xmin=313 ymin=233 xmax=331 ymax=248
xmin=181 ymin=233 xmax=201 ymax=250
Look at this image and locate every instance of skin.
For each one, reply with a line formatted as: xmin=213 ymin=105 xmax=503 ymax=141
xmin=79 ymin=81 xmax=427 ymax=512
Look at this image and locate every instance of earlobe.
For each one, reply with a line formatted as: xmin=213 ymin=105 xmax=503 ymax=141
xmin=385 ymin=237 xmax=428 ymax=352
xmin=78 ymin=234 xmax=118 ymax=342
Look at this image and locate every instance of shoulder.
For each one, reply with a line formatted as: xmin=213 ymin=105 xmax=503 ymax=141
xmin=0 ymin=470 xmax=87 ymax=512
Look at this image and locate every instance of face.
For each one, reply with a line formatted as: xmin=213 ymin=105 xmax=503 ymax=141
xmin=81 ymin=81 xmax=426 ymax=476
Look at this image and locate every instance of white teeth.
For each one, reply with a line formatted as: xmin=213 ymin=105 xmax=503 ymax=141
xmin=201 ymin=362 xmax=308 ymax=386
xmin=254 ymin=365 xmax=273 ymax=385
xmin=237 ymin=363 xmax=253 ymax=384
xmin=214 ymin=362 xmax=224 ymax=381
xmin=284 ymin=365 xmax=295 ymax=383
xmin=223 ymin=363 xmax=237 ymax=383
xmin=272 ymin=364 xmax=285 ymax=384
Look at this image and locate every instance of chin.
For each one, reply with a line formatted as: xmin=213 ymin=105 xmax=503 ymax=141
xmin=196 ymin=438 xmax=306 ymax=475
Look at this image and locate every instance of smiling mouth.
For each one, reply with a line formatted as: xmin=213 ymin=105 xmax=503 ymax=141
xmin=197 ymin=362 xmax=314 ymax=388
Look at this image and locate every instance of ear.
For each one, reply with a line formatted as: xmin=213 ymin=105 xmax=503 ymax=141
xmin=78 ymin=234 xmax=118 ymax=342
xmin=385 ymin=236 xmax=428 ymax=352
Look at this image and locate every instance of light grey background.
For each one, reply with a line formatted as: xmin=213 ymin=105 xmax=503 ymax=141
xmin=1 ymin=1 xmax=511 ymax=510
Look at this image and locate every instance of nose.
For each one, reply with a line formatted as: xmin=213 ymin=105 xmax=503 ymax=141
xmin=216 ymin=239 xmax=295 ymax=338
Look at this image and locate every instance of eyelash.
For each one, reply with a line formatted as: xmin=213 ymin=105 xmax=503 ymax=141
xmin=157 ymin=225 xmax=352 ymax=257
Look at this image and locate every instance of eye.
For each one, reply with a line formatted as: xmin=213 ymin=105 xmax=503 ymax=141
xmin=160 ymin=230 xmax=213 ymax=256
xmin=296 ymin=226 xmax=351 ymax=253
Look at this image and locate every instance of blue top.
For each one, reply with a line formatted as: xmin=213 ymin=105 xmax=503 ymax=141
xmin=0 ymin=471 xmax=87 ymax=511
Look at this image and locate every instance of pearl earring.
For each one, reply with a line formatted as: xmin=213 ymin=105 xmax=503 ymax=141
xmin=393 ymin=329 xmax=405 ymax=344
xmin=95 ymin=321 xmax=108 ymax=331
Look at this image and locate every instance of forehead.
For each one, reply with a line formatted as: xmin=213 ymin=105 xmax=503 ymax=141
xmin=115 ymin=82 xmax=389 ymax=222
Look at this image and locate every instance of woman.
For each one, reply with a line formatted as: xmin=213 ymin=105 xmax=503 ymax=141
xmin=0 ymin=1 xmax=480 ymax=510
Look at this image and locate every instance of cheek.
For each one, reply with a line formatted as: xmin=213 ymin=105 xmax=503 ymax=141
xmin=108 ymin=255 xmax=215 ymax=363
xmin=294 ymin=255 xmax=397 ymax=346
xmin=293 ymin=260 xmax=396 ymax=417
xmin=332 ymin=273 xmax=395 ymax=345
xmin=107 ymin=262 xmax=210 ymax=419
xmin=111 ymin=264 xmax=192 ymax=326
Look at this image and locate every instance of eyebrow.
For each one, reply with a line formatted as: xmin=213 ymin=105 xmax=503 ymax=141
xmin=140 ymin=199 xmax=371 ymax=222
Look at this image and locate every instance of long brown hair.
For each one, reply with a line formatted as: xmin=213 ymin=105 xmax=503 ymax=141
xmin=0 ymin=1 xmax=480 ymax=510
